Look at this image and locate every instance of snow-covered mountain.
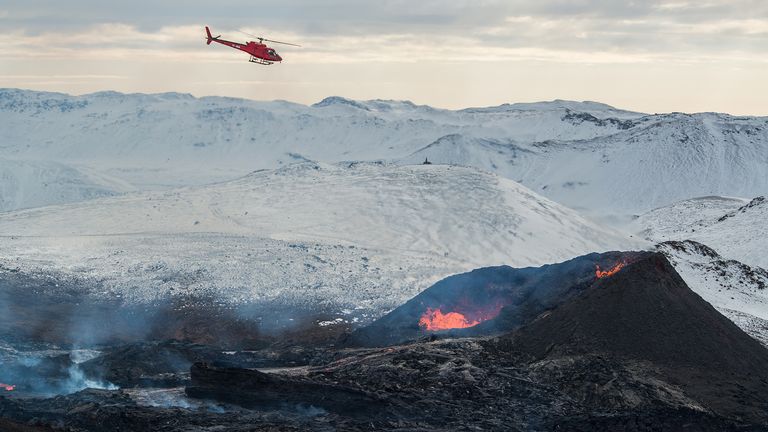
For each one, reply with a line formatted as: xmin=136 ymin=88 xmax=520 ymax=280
xmin=636 ymin=196 xmax=768 ymax=269
xmin=1 ymin=88 xmax=765 ymax=339
xmin=0 ymin=163 xmax=642 ymax=316
xmin=2 ymin=88 xmax=767 ymax=215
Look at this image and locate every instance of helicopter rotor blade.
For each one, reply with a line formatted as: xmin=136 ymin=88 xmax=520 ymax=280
xmin=237 ymin=30 xmax=260 ymax=40
xmin=260 ymin=38 xmax=301 ymax=47
xmin=237 ymin=29 xmax=301 ymax=47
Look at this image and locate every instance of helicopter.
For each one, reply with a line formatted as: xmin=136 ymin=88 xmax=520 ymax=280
xmin=205 ymin=26 xmax=300 ymax=65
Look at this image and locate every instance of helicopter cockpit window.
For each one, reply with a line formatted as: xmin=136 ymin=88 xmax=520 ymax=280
xmin=268 ymin=49 xmax=276 ymax=56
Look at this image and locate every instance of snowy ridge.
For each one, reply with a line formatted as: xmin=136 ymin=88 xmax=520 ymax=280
xmin=637 ymin=196 xmax=768 ymax=269
xmin=3 ymin=89 xmax=767 ymax=214
xmin=0 ymin=163 xmax=643 ymax=314
xmin=634 ymin=196 xmax=748 ymax=240
xmin=411 ymin=113 xmax=768 ymax=215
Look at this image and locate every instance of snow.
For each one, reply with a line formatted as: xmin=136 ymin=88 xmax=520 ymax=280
xmin=0 ymin=163 xmax=643 ymax=314
xmin=408 ymin=113 xmax=768 ymax=217
xmin=657 ymin=241 xmax=768 ymax=320
xmin=636 ymin=196 xmax=768 ymax=269
xmin=0 ymin=158 xmax=133 ymax=212
xmin=633 ymin=196 xmax=748 ymax=240
xmin=3 ymin=89 xmax=767 ymax=216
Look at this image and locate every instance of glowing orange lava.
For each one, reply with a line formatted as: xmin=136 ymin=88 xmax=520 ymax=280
xmin=1 ymin=383 xmax=15 ymax=391
xmin=418 ymin=308 xmax=482 ymax=331
xmin=595 ymin=262 xmax=626 ymax=278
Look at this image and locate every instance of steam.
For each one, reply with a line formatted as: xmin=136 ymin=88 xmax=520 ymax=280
xmin=125 ymin=389 xmax=326 ymax=416
xmin=64 ymin=363 xmax=118 ymax=394
xmin=126 ymin=388 xmax=228 ymax=412
xmin=0 ymin=345 xmax=118 ymax=396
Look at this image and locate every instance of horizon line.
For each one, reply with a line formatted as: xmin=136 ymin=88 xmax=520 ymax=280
xmin=5 ymin=86 xmax=768 ymax=117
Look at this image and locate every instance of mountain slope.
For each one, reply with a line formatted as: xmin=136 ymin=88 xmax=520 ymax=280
xmin=2 ymin=89 xmax=767 ymax=215
xmin=655 ymin=240 xmax=768 ymax=346
xmin=633 ymin=196 xmax=748 ymax=239
xmin=633 ymin=197 xmax=768 ymax=345
xmin=637 ymin=196 xmax=768 ymax=269
xmin=0 ymin=159 xmax=131 ymax=212
xmin=657 ymin=241 xmax=768 ymax=319
xmin=0 ymin=163 xmax=642 ymax=316
xmin=406 ymin=114 xmax=768 ymax=215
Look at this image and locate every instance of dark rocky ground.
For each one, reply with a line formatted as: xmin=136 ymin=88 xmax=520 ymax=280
xmin=1 ymin=252 xmax=768 ymax=431
xmin=2 ymin=339 xmax=765 ymax=431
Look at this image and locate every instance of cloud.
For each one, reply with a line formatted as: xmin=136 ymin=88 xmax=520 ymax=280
xmin=1 ymin=1 xmax=767 ymax=115
xmin=2 ymin=1 xmax=766 ymax=63
xmin=2 ymin=12 xmax=766 ymax=68
xmin=6 ymin=1 xmax=766 ymax=31
xmin=0 ymin=24 xmax=685 ymax=65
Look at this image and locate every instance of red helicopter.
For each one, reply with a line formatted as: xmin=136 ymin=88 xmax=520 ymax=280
xmin=205 ymin=26 xmax=300 ymax=65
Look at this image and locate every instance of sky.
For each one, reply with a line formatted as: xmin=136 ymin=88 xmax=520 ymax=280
xmin=1 ymin=0 xmax=767 ymax=114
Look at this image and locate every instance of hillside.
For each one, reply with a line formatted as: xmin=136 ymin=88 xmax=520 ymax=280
xmin=0 ymin=163 xmax=641 ymax=317
xmin=0 ymin=158 xmax=131 ymax=212
xmin=657 ymin=240 xmax=768 ymax=345
xmin=637 ymin=196 xmax=768 ymax=269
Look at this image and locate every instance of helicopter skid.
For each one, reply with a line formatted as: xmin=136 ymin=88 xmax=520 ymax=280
xmin=249 ymin=56 xmax=274 ymax=65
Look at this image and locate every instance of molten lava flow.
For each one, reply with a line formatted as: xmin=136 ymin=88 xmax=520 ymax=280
xmin=418 ymin=308 xmax=481 ymax=331
xmin=1 ymin=383 xmax=15 ymax=391
xmin=595 ymin=262 xmax=626 ymax=279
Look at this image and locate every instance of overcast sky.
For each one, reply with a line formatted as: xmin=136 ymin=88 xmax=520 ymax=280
xmin=1 ymin=0 xmax=767 ymax=114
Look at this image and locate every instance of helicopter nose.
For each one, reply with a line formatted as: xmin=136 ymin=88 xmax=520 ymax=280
xmin=275 ymin=54 xmax=282 ymax=61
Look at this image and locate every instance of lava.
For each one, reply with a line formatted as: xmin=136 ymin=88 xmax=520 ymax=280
xmin=596 ymin=262 xmax=626 ymax=279
xmin=419 ymin=308 xmax=481 ymax=331
xmin=1 ymin=383 xmax=15 ymax=391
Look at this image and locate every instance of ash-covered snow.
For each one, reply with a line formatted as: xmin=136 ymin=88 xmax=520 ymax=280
xmin=0 ymin=163 xmax=643 ymax=315
xmin=0 ymin=163 xmax=638 ymax=263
